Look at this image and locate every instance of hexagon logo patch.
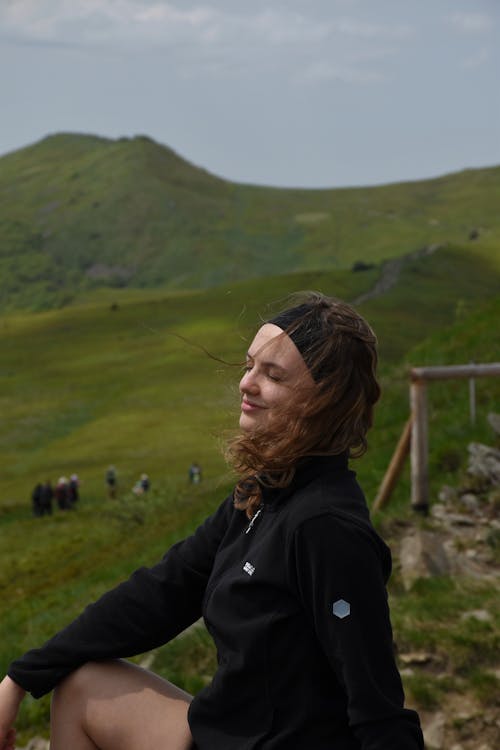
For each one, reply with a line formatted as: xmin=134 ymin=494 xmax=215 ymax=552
xmin=332 ymin=599 xmax=350 ymax=619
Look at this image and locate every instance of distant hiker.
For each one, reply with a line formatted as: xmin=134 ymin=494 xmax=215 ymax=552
xmin=39 ymin=480 xmax=54 ymax=516
xmin=68 ymin=474 xmax=80 ymax=505
xmin=132 ymin=474 xmax=150 ymax=496
xmin=132 ymin=480 xmax=143 ymax=496
xmin=54 ymin=477 xmax=70 ymax=510
xmin=106 ymin=465 xmax=117 ymax=499
xmin=31 ymin=483 xmax=43 ymax=517
xmin=188 ymin=461 xmax=202 ymax=484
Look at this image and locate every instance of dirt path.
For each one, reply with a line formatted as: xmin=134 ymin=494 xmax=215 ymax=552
xmin=352 ymin=244 xmax=442 ymax=306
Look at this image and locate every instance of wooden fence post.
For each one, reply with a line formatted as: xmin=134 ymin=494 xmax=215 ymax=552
xmin=373 ymin=417 xmax=412 ymax=511
xmin=373 ymin=363 xmax=500 ymax=512
xmin=410 ymin=377 xmax=429 ymax=513
xmin=469 ymin=361 xmax=476 ymax=425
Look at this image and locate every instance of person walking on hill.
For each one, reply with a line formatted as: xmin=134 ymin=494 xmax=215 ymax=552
xmin=31 ymin=483 xmax=43 ymax=517
xmin=39 ymin=480 xmax=53 ymax=516
xmin=54 ymin=477 xmax=70 ymax=510
xmin=68 ymin=474 xmax=80 ymax=505
xmin=0 ymin=292 xmax=424 ymax=750
xmin=105 ymin=465 xmax=117 ymax=499
xmin=188 ymin=461 xmax=202 ymax=484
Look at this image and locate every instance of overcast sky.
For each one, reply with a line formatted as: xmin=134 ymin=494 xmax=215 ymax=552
xmin=1 ymin=0 xmax=499 ymax=188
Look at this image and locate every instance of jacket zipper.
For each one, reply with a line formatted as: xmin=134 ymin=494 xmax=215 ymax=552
xmin=203 ymin=505 xmax=265 ymax=613
xmin=245 ymin=506 xmax=263 ymax=534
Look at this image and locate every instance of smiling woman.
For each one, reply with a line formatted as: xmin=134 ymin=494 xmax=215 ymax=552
xmin=239 ymin=322 xmax=315 ymax=432
xmin=0 ymin=292 xmax=423 ymax=750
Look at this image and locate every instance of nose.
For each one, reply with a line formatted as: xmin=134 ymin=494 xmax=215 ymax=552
xmin=240 ymin=368 xmax=259 ymax=395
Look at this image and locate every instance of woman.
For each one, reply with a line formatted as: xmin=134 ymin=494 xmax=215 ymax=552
xmin=0 ymin=293 xmax=424 ymax=750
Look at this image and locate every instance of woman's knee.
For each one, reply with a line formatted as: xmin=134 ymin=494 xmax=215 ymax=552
xmin=52 ymin=660 xmax=194 ymax=749
xmin=52 ymin=661 xmax=111 ymax=710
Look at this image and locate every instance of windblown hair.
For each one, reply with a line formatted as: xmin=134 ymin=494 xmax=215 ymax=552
xmin=226 ymin=292 xmax=381 ymax=517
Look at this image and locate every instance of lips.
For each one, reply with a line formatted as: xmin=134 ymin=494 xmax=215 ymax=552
xmin=241 ymin=398 xmax=266 ymax=412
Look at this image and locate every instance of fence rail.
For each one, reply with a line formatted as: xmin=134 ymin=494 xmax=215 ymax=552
xmin=373 ymin=362 xmax=500 ymax=513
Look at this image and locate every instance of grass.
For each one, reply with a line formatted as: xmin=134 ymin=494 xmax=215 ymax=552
xmin=390 ymin=575 xmax=500 ymax=710
xmin=0 ymin=258 xmax=499 ymax=742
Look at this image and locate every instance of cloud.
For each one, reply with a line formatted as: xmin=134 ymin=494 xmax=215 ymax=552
xmin=0 ymin=1 xmax=412 ymax=87
xmin=461 ymin=47 xmax=490 ymax=69
xmin=0 ymin=1 xmax=413 ymax=48
xmin=335 ymin=17 xmax=413 ymax=40
xmin=251 ymin=8 xmax=330 ymax=45
xmin=449 ymin=12 xmax=493 ymax=34
xmin=0 ymin=1 xmax=220 ymax=45
xmin=299 ymin=60 xmax=385 ymax=85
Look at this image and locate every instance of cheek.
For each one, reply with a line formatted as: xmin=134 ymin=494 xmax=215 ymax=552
xmin=266 ymin=384 xmax=290 ymax=409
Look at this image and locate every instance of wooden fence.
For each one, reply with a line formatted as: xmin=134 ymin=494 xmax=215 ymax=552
xmin=373 ymin=363 xmax=500 ymax=513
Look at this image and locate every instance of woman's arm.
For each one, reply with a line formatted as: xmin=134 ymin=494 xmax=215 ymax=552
xmin=291 ymin=513 xmax=424 ymax=750
xmin=0 ymin=676 xmax=26 ymax=750
xmin=8 ymin=495 xmax=234 ymax=699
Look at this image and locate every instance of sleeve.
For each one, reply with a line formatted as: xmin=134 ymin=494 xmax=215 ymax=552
xmin=290 ymin=513 xmax=424 ymax=750
xmin=8 ymin=495 xmax=234 ymax=699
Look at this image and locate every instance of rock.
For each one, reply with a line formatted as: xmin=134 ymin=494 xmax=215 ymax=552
xmin=459 ymin=492 xmax=480 ymax=512
xmin=399 ymin=530 xmax=450 ymax=589
xmin=446 ymin=513 xmax=476 ymax=526
xmin=422 ymin=711 xmax=446 ymax=749
xmin=430 ymin=502 xmax=448 ymax=520
xmin=399 ymin=667 xmax=415 ymax=677
xmin=438 ymin=485 xmax=457 ymax=503
xmin=20 ymin=739 xmax=50 ymax=750
xmin=487 ymin=412 xmax=500 ymax=436
xmin=467 ymin=443 xmax=500 ymax=486
xmin=139 ymin=652 xmax=155 ymax=670
xmin=460 ymin=609 xmax=492 ymax=622
xmin=399 ymin=651 xmax=434 ymax=665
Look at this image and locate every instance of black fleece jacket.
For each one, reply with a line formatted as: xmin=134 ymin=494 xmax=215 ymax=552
xmin=9 ymin=455 xmax=423 ymax=749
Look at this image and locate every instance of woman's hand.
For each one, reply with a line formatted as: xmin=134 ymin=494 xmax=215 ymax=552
xmin=0 ymin=676 xmax=26 ymax=749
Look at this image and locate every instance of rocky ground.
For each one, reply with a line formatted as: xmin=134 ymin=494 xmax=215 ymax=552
xmin=395 ymin=431 xmax=500 ymax=750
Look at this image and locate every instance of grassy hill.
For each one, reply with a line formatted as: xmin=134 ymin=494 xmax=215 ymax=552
xmin=1 ymin=138 xmax=499 ymax=743
xmin=1 ymin=243 xmax=499 ymax=511
xmin=1 ymin=132 xmax=499 ymax=311
xmin=0 ymin=270 xmax=498 ymax=741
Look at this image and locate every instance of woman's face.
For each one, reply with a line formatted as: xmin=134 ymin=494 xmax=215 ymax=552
xmin=239 ymin=323 xmax=314 ymax=433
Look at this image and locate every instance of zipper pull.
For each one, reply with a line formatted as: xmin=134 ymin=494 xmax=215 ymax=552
xmin=245 ymin=507 xmax=263 ymax=534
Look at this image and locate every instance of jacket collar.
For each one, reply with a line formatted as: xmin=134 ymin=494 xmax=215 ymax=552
xmin=258 ymin=453 xmax=349 ymax=510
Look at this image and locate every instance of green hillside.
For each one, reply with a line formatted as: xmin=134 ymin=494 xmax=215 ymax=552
xmin=1 ymin=244 xmax=499 ymax=510
xmin=1 ymin=254 xmax=499 ymax=742
xmin=1 ymin=134 xmax=499 ymax=743
xmin=1 ymin=132 xmax=499 ymax=311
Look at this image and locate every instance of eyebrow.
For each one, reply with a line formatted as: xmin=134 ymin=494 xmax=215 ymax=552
xmin=246 ymin=352 xmax=287 ymax=374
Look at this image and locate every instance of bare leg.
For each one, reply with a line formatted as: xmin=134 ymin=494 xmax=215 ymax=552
xmin=50 ymin=660 xmax=194 ymax=750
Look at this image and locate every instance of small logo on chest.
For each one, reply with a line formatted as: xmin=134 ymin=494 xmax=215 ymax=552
xmin=243 ymin=561 xmax=255 ymax=576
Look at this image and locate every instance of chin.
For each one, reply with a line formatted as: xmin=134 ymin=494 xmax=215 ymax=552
xmin=239 ymin=414 xmax=252 ymax=432
xmin=239 ymin=413 xmax=262 ymax=433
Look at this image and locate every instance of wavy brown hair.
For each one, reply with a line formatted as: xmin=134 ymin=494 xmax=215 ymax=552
xmin=226 ymin=292 xmax=381 ymax=517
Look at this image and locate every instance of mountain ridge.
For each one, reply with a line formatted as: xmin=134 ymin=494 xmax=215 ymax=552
xmin=1 ymin=132 xmax=499 ymax=311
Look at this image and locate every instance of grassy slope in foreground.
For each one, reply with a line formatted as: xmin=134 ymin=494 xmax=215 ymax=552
xmin=1 ymin=266 xmax=499 ymax=741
